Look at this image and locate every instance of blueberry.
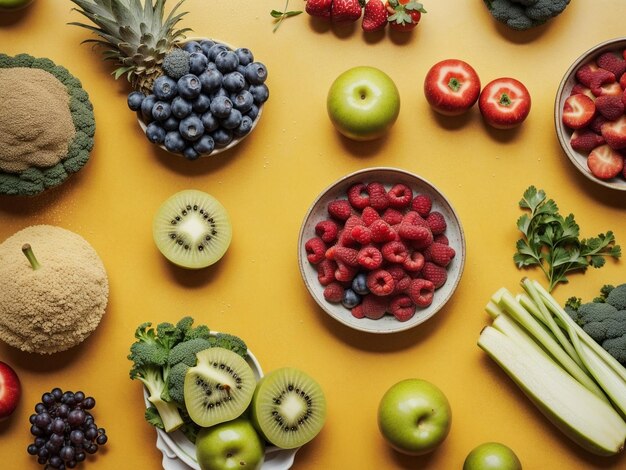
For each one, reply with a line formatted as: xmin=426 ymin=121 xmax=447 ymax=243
xmin=162 ymin=116 xmax=180 ymax=132
xmin=179 ymin=115 xmax=205 ymax=142
xmin=221 ymin=108 xmax=242 ymax=130
xmin=244 ymin=62 xmax=268 ymax=85
xmin=188 ymin=52 xmax=209 ymax=75
xmin=222 ymin=72 xmax=246 ymax=93
xmin=192 ymin=94 xmax=211 ymax=113
xmin=200 ymin=112 xmax=220 ymax=132
xmin=199 ymin=69 xmax=223 ymax=94
xmin=153 ymin=75 xmax=178 ymax=100
xmin=246 ymin=104 xmax=260 ymax=121
xmin=215 ymin=50 xmax=239 ymax=74
xmin=193 ymin=135 xmax=215 ymax=155
xmin=211 ymin=128 xmax=233 ymax=148
xmin=236 ymin=65 xmax=247 ymax=76
xmin=164 ymin=131 xmax=186 ymax=153
xmin=233 ymin=115 xmax=254 ymax=138
xmin=140 ymin=94 xmax=157 ymax=122
xmin=177 ymin=74 xmax=202 ymax=100
xmin=235 ymin=47 xmax=254 ymax=66
xmin=249 ymin=84 xmax=269 ymax=104
xmin=210 ymin=87 xmax=229 ymax=99
xmin=209 ymin=95 xmax=233 ymax=119
xmin=341 ymin=289 xmax=361 ymax=309
xmin=199 ymin=40 xmax=216 ymax=57
xmin=146 ymin=122 xmax=166 ymax=144
xmin=351 ymin=273 xmax=369 ymax=295
xmin=183 ymin=146 xmax=200 ymax=160
xmin=207 ymin=43 xmax=228 ymax=62
xmin=182 ymin=41 xmax=202 ymax=54
xmin=151 ymin=101 xmax=171 ymax=121
xmin=232 ymin=90 xmax=254 ymax=113
xmin=127 ymin=91 xmax=145 ymax=111
xmin=171 ymin=96 xmax=193 ymax=119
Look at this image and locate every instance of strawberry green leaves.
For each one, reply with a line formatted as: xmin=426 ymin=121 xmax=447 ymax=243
xmin=514 ymin=186 xmax=621 ymax=291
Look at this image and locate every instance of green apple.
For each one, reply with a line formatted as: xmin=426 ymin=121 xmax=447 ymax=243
xmin=463 ymin=442 xmax=522 ymax=470
xmin=0 ymin=0 xmax=34 ymax=10
xmin=327 ymin=66 xmax=400 ymax=141
xmin=377 ymin=378 xmax=451 ymax=455
xmin=195 ymin=418 xmax=265 ymax=470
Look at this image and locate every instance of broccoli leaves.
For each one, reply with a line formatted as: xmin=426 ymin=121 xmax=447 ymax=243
xmin=514 ymin=186 xmax=621 ymax=291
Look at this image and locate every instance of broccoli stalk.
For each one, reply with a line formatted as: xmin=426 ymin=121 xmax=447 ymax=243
xmin=131 ymin=365 xmax=183 ymax=432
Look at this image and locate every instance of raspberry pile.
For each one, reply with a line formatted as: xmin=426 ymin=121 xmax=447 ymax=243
xmin=562 ymin=48 xmax=626 ymax=181
xmin=305 ymin=181 xmax=455 ymax=322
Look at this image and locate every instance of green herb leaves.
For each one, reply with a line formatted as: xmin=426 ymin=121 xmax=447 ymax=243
xmin=514 ymin=186 xmax=621 ymax=291
xmin=271 ymin=0 xmax=303 ymax=32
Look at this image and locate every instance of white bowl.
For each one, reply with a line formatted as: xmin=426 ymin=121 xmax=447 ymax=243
xmin=554 ymin=37 xmax=626 ymax=190
xmin=297 ymin=167 xmax=466 ymax=334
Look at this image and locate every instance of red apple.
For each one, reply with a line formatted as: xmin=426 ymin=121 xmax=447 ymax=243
xmin=479 ymin=77 xmax=531 ymax=129
xmin=423 ymin=59 xmax=481 ymax=116
xmin=0 ymin=361 xmax=21 ymax=419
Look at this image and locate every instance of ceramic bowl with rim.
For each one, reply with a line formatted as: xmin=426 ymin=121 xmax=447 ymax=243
xmin=554 ymin=37 xmax=626 ymax=190
xmin=138 ymin=37 xmax=264 ymax=158
xmin=297 ymin=167 xmax=466 ymax=334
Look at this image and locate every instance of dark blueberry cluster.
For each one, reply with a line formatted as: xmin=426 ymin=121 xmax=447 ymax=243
xmin=128 ymin=39 xmax=269 ymax=160
xmin=27 ymin=388 xmax=108 ymax=469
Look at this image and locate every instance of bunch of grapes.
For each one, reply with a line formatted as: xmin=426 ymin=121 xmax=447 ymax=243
xmin=27 ymin=388 xmax=108 ymax=469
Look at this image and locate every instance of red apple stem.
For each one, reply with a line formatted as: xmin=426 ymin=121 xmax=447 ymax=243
xmin=21 ymin=243 xmax=41 ymax=270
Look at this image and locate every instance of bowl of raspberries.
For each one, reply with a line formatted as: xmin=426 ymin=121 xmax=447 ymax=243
xmin=298 ymin=167 xmax=466 ymax=334
xmin=129 ymin=38 xmax=268 ymax=160
xmin=555 ymin=37 xmax=626 ymax=190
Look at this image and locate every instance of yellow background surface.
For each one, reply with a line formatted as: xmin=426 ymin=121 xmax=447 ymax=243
xmin=1 ymin=1 xmax=626 ymax=468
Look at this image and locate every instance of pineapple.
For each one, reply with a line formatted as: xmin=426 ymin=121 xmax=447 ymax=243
xmin=69 ymin=0 xmax=191 ymax=94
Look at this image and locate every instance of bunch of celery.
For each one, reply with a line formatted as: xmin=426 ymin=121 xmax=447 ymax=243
xmin=479 ymin=278 xmax=626 ymax=456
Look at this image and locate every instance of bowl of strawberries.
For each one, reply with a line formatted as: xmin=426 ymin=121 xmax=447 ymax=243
xmin=555 ymin=37 xmax=626 ymax=190
xmin=297 ymin=167 xmax=465 ymax=334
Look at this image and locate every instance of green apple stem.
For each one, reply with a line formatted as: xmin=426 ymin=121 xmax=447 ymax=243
xmin=21 ymin=243 xmax=41 ymax=270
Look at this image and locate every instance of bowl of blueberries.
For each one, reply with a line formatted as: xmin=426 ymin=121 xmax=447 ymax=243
xmin=128 ymin=38 xmax=269 ymax=160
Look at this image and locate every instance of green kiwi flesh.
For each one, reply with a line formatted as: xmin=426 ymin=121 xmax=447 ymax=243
xmin=184 ymin=347 xmax=255 ymax=427
xmin=153 ymin=189 xmax=232 ymax=269
xmin=250 ymin=367 xmax=326 ymax=449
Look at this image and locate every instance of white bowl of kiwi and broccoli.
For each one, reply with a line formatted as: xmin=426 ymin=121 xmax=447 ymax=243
xmin=131 ymin=38 xmax=268 ymax=160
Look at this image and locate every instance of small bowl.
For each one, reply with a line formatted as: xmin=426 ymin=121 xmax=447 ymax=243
xmin=554 ymin=37 xmax=626 ymax=190
xmin=297 ymin=167 xmax=466 ymax=334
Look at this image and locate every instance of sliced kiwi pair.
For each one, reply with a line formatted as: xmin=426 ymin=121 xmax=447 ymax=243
xmin=184 ymin=348 xmax=326 ymax=449
xmin=153 ymin=189 xmax=232 ymax=269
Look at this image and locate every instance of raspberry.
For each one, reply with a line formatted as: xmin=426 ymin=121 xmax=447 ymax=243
xmin=347 ymin=183 xmax=370 ymax=210
xmin=382 ymin=208 xmax=404 ymax=226
xmin=425 ymin=211 xmax=447 ymax=235
xmin=433 ymin=234 xmax=449 ymax=245
xmin=344 ymin=215 xmax=364 ymax=234
xmin=370 ymin=219 xmax=396 ymax=243
xmin=407 ymin=278 xmax=435 ymax=308
xmin=366 ymin=182 xmax=389 ymax=211
xmin=389 ymin=294 xmax=416 ymax=321
xmin=361 ymin=206 xmax=380 ymax=226
xmin=422 ymin=261 xmax=447 ymax=288
xmin=323 ymin=282 xmax=344 ymax=303
xmin=361 ymin=294 xmax=388 ymax=319
xmin=595 ymin=95 xmax=625 ymax=121
xmin=351 ymin=224 xmax=372 ymax=245
xmin=334 ymin=246 xmax=359 ymax=266
xmin=357 ymin=245 xmax=383 ymax=270
xmin=336 ymin=229 xmax=357 ymax=248
xmin=387 ymin=265 xmax=411 ymax=293
xmin=423 ymin=242 xmax=456 ymax=267
xmin=305 ymin=237 xmax=326 ymax=264
xmin=387 ymin=184 xmax=412 ymax=209
xmin=317 ymin=259 xmax=337 ymax=286
xmin=402 ymin=211 xmax=427 ymax=227
xmin=597 ymin=52 xmax=626 ymax=79
xmin=351 ymin=304 xmax=365 ymax=319
xmin=366 ymin=269 xmax=395 ymax=296
xmin=315 ymin=220 xmax=339 ymax=243
xmin=403 ymin=250 xmax=425 ymax=272
xmin=398 ymin=223 xmax=430 ymax=241
xmin=381 ymin=240 xmax=409 ymax=263
xmin=410 ymin=227 xmax=434 ymax=251
xmin=327 ymin=199 xmax=352 ymax=221
xmin=335 ymin=260 xmax=359 ymax=282
xmin=411 ymin=194 xmax=432 ymax=217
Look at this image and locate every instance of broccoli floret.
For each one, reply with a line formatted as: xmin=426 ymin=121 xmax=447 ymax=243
xmin=603 ymin=336 xmax=626 ymax=366
xmin=572 ymin=301 xmax=626 ymax=366
xmin=0 ymin=53 xmax=95 ymax=196
xmin=606 ymin=284 xmax=626 ymax=310
xmin=162 ymin=49 xmax=190 ymax=80
xmin=564 ymin=296 xmax=582 ymax=313
xmin=209 ymin=333 xmax=248 ymax=358
xmin=483 ymin=0 xmax=570 ymax=30
xmin=166 ymin=362 xmax=190 ymax=406
xmin=592 ymin=284 xmax=615 ymax=303
xmin=168 ymin=338 xmax=212 ymax=367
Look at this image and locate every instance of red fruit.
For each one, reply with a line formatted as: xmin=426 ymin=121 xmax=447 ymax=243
xmin=421 ymin=261 xmax=447 ymax=288
xmin=424 ymin=242 xmax=456 ymax=267
xmin=331 ymin=0 xmax=362 ymax=22
xmin=334 ymin=246 xmax=359 ymax=266
xmin=361 ymin=294 xmax=388 ymax=319
xmin=327 ymin=199 xmax=352 ymax=221
xmin=369 ymin=219 xmax=396 ymax=243
xmin=0 ymin=361 xmax=21 ymax=419
xmin=366 ymin=182 xmax=389 ymax=211
xmin=323 ymin=282 xmax=345 ymax=303
xmin=317 ymin=259 xmax=337 ymax=285
xmin=423 ymin=59 xmax=481 ymax=116
xmin=381 ymin=240 xmax=409 ymax=263
xmin=597 ymin=52 xmax=626 ymax=80
xmin=407 ymin=278 xmax=435 ymax=308
xmin=570 ymin=129 xmax=605 ymax=153
xmin=398 ymin=222 xmax=429 ymax=241
xmin=576 ymin=63 xmax=615 ymax=95
xmin=382 ymin=208 xmax=404 ymax=226
xmin=387 ymin=265 xmax=412 ymax=293
xmin=389 ymin=294 xmax=416 ymax=321
xmin=357 ymin=245 xmax=384 ymax=270
xmin=347 ymin=183 xmax=370 ymax=210
xmin=305 ymin=237 xmax=326 ymax=264
xmin=620 ymin=73 xmax=626 ymax=90
xmin=410 ymin=227 xmax=434 ymax=250
xmin=589 ymin=114 xmax=608 ymax=135
xmin=315 ymin=219 xmax=339 ymax=243
xmin=433 ymin=234 xmax=449 ymax=245
xmin=361 ymin=206 xmax=381 ymax=226
xmin=478 ymin=77 xmax=531 ymax=129
xmin=595 ymin=82 xmax=623 ymax=97
xmin=366 ymin=269 xmax=395 ymax=296
xmin=362 ymin=0 xmax=388 ymax=32
xmin=351 ymin=304 xmax=365 ymax=319
xmin=386 ymin=0 xmax=426 ymax=32
xmin=411 ymin=194 xmax=432 ymax=217
xmin=351 ymin=224 xmax=372 ymax=244
xmin=562 ymin=94 xmax=596 ymax=129
xmin=587 ymin=144 xmax=625 ymax=179
xmin=305 ymin=0 xmax=332 ymax=17
xmin=570 ymin=83 xmax=594 ymax=99
xmin=402 ymin=250 xmax=425 ymax=272
xmin=601 ymin=116 xmax=626 ymax=149
xmin=425 ymin=211 xmax=447 ymax=235
xmin=402 ymin=210 xmax=427 ymax=227
xmin=335 ymin=260 xmax=359 ymax=282
xmin=595 ymin=95 xmax=625 ymax=121
xmin=387 ymin=184 xmax=413 ymax=208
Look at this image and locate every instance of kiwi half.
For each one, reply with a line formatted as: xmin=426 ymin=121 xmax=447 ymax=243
xmin=153 ymin=189 xmax=232 ymax=269
xmin=184 ymin=347 xmax=255 ymax=427
xmin=250 ymin=367 xmax=326 ymax=449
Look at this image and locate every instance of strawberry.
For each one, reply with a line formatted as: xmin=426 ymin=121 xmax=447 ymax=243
xmin=424 ymin=59 xmax=481 ymax=116
xmin=601 ymin=116 xmax=626 ymax=149
xmin=331 ymin=0 xmax=362 ymax=22
xmin=386 ymin=0 xmax=426 ymax=32
xmin=595 ymin=95 xmax=624 ymax=121
xmin=362 ymin=0 xmax=388 ymax=32
xmin=562 ymin=94 xmax=596 ymax=129
xmin=620 ymin=73 xmax=626 ymax=90
xmin=478 ymin=77 xmax=531 ymax=129
xmin=597 ymin=52 xmax=626 ymax=80
xmin=589 ymin=114 xmax=608 ymax=134
xmin=305 ymin=0 xmax=333 ymax=17
xmin=587 ymin=144 xmax=625 ymax=179
xmin=389 ymin=294 xmax=416 ymax=321
xmin=570 ymin=83 xmax=594 ymax=99
xmin=595 ymin=82 xmax=623 ymax=97
xmin=569 ymin=129 xmax=605 ymax=153
xmin=575 ymin=63 xmax=615 ymax=95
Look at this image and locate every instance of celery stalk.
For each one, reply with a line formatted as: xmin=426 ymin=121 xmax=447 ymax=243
xmin=492 ymin=313 xmax=554 ymax=361
xmin=478 ymin=326 xmax=626 ymax=456
xmin=485 ymin=300 xmax=505 ymax=320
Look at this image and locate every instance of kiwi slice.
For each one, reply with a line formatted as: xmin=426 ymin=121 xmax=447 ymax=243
xmin=184 ymin=347 xmax=256 ymax=427
xmin=250 ymin=367 xmax=326 ymax=449
xmin=153 ymin=189 xmax=232 ymax=269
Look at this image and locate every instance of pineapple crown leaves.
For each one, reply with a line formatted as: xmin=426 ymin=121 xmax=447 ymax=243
xmin=387 ymin=0 xmax=426 ymax=25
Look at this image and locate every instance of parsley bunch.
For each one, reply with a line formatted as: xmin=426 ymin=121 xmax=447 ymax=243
xmin=513 ymin=186 xmax=621 ymax=292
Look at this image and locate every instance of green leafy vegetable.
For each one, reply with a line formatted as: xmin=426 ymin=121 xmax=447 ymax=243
xmin=271 ymin=0 xmax=302 ymax=32
xmin=513 ymin=186 xmax=621 ymax=291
